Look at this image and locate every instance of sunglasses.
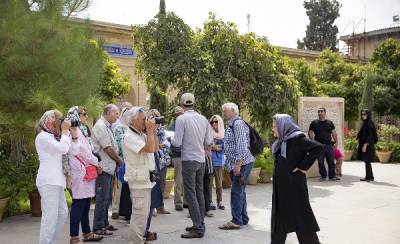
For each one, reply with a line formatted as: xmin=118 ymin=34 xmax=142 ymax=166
xmin=317 ymin=110 xmax=325 ymax=113
xmin=211 ymin=121 xmax=218 ymax=124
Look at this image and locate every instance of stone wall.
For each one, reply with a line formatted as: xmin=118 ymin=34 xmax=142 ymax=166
xmin=298 ymin=97 xmax=345 ymax=177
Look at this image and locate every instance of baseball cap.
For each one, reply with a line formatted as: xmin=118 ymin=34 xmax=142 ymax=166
xmin=180 ymin=93 xmax=195 ymax=106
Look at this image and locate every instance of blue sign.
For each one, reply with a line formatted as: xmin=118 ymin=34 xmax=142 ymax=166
xmin=103 ymin=44 xmax=135 ymax=58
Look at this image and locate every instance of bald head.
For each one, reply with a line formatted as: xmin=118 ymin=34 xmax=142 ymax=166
xmin=103 ymin=104 xmax=120 ymax=124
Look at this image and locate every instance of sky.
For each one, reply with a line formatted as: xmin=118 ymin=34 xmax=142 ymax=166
xmin=80 ymin=0 xmax=400 ymax=50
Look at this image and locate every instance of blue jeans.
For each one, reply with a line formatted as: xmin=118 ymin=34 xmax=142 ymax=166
xmin=93 ymin=172 xmax=113 ymax=231
xmin=317 ymin=144 xmax=336 ymax=179
xmin=230 ymin=162 xmax=254 ymax=226
xmin=70 ymin=198 xmax=91 ymax=237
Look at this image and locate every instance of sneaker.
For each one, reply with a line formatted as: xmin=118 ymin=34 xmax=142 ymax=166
xmin=217 ymin=203 xmax=225 ymax=210
xmin=209 ymin=202 xmax=216 ymax=210
xmin=181 ymin=230 xmax=204 ymax=239
xmin=175 ymin=205 xmax=184 ymax=211
xmin=319 ymin=177 xmax=327 ymax=182
xmin=156 ymin=207 xmax=171 ymax=214
xmin=329 ymin=177 xmax=340 ymax=181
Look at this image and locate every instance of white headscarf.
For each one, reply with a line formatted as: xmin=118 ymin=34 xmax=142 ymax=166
xmin=210 ymin=115 xmax=225 ymax=139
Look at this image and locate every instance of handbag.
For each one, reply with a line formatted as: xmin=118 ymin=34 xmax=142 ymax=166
xmin=205 ymin=155 xmax=214 ymax=176
xmin=75 ymin=155 xmax=98 ymax=181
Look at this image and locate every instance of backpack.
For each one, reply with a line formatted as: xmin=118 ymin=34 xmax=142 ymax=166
xmin=229 ymin=119 xmax=264 ymax=157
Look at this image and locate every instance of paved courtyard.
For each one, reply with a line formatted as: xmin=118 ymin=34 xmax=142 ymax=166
xmin=1 ymin=161 xmax=399 ymax=244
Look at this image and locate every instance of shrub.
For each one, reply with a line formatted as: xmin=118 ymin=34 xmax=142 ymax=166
xmin=255 ymin=147 xmax=274 ymax=174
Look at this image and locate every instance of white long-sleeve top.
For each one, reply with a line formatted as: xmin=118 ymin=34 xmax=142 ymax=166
xmin=35 ymin=131 xmax=71 ymax=188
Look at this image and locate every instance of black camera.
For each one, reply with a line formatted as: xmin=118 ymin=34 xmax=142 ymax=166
xmin=155 ymin=116 xmax=165 ymax=125
xmin=67 ymin=111 xmax=80 ymax=127
xmin=149 ymin=170 xmax=160 ymax=182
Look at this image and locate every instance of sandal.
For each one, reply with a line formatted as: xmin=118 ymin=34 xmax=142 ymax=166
xmin=83 ymin=232 xmax=104 ymax=242
xmin=94 ymin=229 xmax=113 ymax=236
xmin=146 ymin=231 xmax=158 ymax=241
xmin=218 ymin=221 xmax=240 ymax=230
xmin=106 ymin=225 xmax=118 ymax=231
xmin=70 ymin=236 xmax=80 ymax=244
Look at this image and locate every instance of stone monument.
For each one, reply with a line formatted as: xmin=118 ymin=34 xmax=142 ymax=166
xmin=298 ymin=97 xmax=345 ymax=178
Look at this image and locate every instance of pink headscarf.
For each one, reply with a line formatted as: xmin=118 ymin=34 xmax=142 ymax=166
xmin=210 ymin=115 xmax=225 ymax=139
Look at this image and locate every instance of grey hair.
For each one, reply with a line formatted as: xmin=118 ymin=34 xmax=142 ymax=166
xmin=103 ymin=104 xmax=119 ymax=115
xmin=38 ymin=110 xmax=55 ymax=131
xmin=125 ymin=107 xmax=145 ymax=126
xmin=222 ymin=102 xmax=239 ymax=115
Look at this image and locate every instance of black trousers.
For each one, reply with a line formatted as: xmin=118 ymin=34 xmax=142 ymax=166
xmin=271 ymin=231 xmax=320 ymax=244
xmin=203 ymin=173 xmax=212 ymax=212
xmin=364 ymin=161 xmax=374 ymax=179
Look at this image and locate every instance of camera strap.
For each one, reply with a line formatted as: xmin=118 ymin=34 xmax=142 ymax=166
xmin=129 ymin=126 xmax=141 ymax=136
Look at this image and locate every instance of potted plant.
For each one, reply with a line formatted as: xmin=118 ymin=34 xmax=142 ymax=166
xmin=0 ymin=157 xmax=14 ymax=222
xmin=255 ymin=148 xmax=274 ymax=183
xmin=163 ymin=167 xmax=174 ymax=199
xmin=343 ymin=128 xmax=357 ymax=161
xmin=222 ymin=166 xmax=232 ymax=189
xmin=17 ymin=154 xmax=41 ymax=217
xmin=376 ymin=125 xmax=400 ymax=163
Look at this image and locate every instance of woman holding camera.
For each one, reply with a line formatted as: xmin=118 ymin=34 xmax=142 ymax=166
xmin=36 ymin=110 xmax=72 ymax=244
xmin=148 ymin=109 xmax=171 ymax=215
xmin=122 ymin=107 xmax=158 ymax=244
xmin=66 ymin=106 xmax=103 ymax=244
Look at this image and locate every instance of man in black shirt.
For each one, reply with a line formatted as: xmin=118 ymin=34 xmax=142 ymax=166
xmin=308 ymin=107 xmax=340 ymax=181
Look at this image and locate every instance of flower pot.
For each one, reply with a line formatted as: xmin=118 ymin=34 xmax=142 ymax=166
xmin=0 ymin=197 xmax=9 ymax=222
xmin=247 ymin=167 xmax=261 ymax=185
xmin=343 ymin=150 xmax=353 ymax=161
xmin=163 ymin=180 xmax=174 ymax=199
xmin=29 ymin=190 xmax=42 ymax=217
xmin=377 ymin=151 xmax=392 ymax=163
xmin=222 ymin=170 xmax=232 ymax=189
xmin=259 ymin=169 xmax=272 ymax=183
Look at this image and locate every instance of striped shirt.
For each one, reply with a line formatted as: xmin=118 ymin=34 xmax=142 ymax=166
xmin=224 ymin=116 xmax=255 ymax=171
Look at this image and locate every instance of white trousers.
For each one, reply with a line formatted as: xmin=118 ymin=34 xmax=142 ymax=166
xmin=129 ymin=187 xmax=151 ymax=244
xmin=112 ymin=179 xmax=122 ymax=214
xmin=38 ymin=185 xmax=68 ymax=244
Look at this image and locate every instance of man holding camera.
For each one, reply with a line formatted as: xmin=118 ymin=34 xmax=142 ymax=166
xmin=92 ymin=104 xmax=123 ymax=235
xmin=122 ymin=106 xmax=159 ymax=244
xmin=172 ymin=93 xmax=213 ymax=239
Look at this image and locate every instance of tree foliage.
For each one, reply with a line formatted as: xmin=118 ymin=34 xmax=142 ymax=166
xmin=133 ymin=9 xmax=194 ymax=114
xmin=287 ymin=58 xmax=322 ymax=97
xmin=0 ymin=0 xmax=104 ymax=161
xmin=297 ymin=0 xmax=341 ymax=51
xmin=99 ymin=50 xmax=130 ymax=104
xmin=370 ymin=39 xmax=400 ymax=116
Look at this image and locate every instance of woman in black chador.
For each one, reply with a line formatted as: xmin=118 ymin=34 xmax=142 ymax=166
xmin=270 ymin=114 xmax=323 ymax=244
xmin=357 ymin=109 xmax=378 ymax=182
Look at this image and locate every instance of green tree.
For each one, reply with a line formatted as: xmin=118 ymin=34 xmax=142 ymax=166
xmin=297 ymin=0 xmax=341 ymax=51
xmin=315 ymin=49 xmax=364 ymax=120
xmin=185 ymin=13 xmax=241 ymax=118
xmin=287 ymin=58 xmax=322 ymax=96
xmin=99 ymin=50 xmax=130 ymax=103
xmin=359 ymin=68 xmax=376 ymax=112
xmin=370 ymin=39 xmax=400 ymax=116
xmin=133 ymin=8 xmax=194 ymax=114
xmin=0 ymin=0 xmax=104 ymax=161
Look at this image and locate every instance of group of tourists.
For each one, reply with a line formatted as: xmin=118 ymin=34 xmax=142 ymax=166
xmin=34 ymin=91 xmax=378 ymax=244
